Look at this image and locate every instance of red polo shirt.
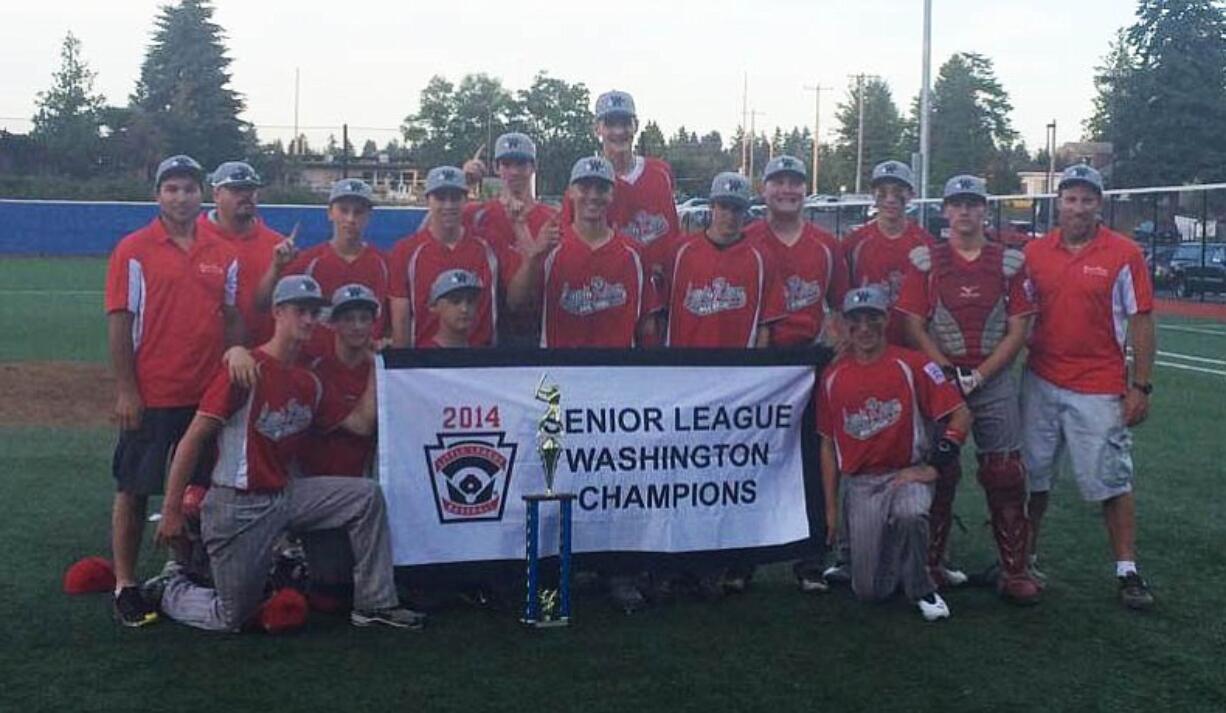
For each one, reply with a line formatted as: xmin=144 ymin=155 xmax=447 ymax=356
xmin=105 ymin=217 xmax=238 ymax=407
xmin=198 ymin=213 xmax=284 ymax=346
xmin=1023 ymin=225 xmax=1153 ymax=394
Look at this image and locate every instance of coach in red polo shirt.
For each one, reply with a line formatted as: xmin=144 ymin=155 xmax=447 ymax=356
xmin=1021 ymin=164 xmax=1156 ymax=610
xmin=388 ymin=166 xmax=502 ymax=348
xmin=200 ymin=161 xmax=285 ymax=345
xmin=104 ymin=154 xmax=242 ymax=627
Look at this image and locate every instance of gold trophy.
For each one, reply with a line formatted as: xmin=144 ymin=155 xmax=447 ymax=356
xmin=522 ymin=374 xmax=575 ymax=627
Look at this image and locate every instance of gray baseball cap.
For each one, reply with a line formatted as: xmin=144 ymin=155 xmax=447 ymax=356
xmin=210 ymin=161 xmax=264 ymax=189
xmin=595 ymin=90 xmax=636 ymax=120
xmin=763 ymin=155 xmax=807 ymax=182
xmin=494 ymin=132 xmax=536 ymax=163
xmin=842 ymin=285 xmax=890 ymax=315
xmin=424 ymin=166 xmax=468 ymax=197
xmin=569 ymin=156 xmax=615 ymax=186
xmin=429 ymin=269 xmax=483 ymax=304
xmin=943 ymin=174 xmax=988 ymax=202
xmin=1058 ymin=164 xmax=1104 ymax=194
xmin=709 ymin=171 xmax=753 ymax=210
xmin=155 ymin=154 xmax=205 ymax=188
xmin=330 ymin=283 xmax=380 ymax=318
xmin=273 ymin=275 xmax=328 ymax=308
xmin=871 ymin=160 xmax=915 ymax=190
xmin=329 ymin=178 xmax=374 ymax=206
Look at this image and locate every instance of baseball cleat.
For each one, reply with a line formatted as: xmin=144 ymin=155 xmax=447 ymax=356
xmin=350 ymin=606 xmax=427 ymax=629
xmin=1118 ymin=573 xmax=1155 ymax=611
xmin=916 ymin=592 xmax=951 ymax=622
xmin=114 ymin=586 xmax=159 ymax=627
xmin=822 ymin=562 xmax=851 ymax=585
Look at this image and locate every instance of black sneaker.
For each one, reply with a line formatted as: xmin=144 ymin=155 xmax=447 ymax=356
xmin=1118 ymin=572 xmax=1155 ymax=610
xmin=114 ymin=586 xmax=159 ymax=627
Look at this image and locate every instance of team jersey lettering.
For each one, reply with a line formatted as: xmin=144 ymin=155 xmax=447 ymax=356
xmin=784 ymin=275 xmax=823 ymax=312
xmin=683 ymin=278 xmax=747 ymax=316
xmin=625 ymin=210 xmax=670 ymax=245
xmin=559 ymin=277 xmax=628 ymax=316
xmin=843 ymin=397 xmax=903 ymax=440
xmin=254 ymin=398 xmax=313 ymax=441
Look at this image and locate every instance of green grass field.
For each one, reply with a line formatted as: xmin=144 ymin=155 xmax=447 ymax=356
xmin=3 ymin=257 xmax=1225 ymax=712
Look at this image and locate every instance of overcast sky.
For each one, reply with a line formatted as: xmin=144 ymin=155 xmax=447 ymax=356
xmin=2 ymin=0 xmax=1136 ymax=155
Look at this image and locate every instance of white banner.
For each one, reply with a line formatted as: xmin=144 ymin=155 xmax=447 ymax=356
xmin=377 ymin=358 xmax=815 ymax=566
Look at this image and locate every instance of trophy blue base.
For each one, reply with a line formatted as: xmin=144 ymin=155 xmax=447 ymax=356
xmin=521 ymin=492 xmax=576 ymax=628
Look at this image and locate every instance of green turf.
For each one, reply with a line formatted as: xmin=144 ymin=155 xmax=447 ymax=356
xmin=2 ymin=257 xmax=1225 ymax=710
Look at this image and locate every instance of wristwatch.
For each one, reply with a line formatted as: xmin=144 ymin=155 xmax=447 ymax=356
xmin=1131 ymin=381 xmax=1153 ymax=395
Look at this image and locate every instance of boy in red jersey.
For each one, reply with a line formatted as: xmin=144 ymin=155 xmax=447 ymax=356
xmin=154 ymin=275 xmax=425 ymax=631
xmin=818 ymin=286 xmax=971 ymax=621
xmin=257 ymin=178 xmax=391 ymax=359
xmin=508 ymin=156 xmax=659 ymax=347
xmin=895 ymin=175 xmax=1040 ymax=604
xmin=388 ymin=166 xmax=503 ymax=348
xmin=105 ymin=154 xmax=242 ymax=626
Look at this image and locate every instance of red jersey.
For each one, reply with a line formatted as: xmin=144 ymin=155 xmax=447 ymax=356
xmin=539 ymin=225 xmax=660 ymax=348
xmin=299 ymin=353 xmax=373 ymax=478
xmin=464 ymin=199 xmax=556 ymax=254
xmin=664 ymin=233 xmax=785 ymax=348
xmin=817 ymin=345 xmax=964 ymax=475
xmin=198 ymin=213 xmax=283 ymax=346
xmin=894 ymin=241 xmax=1035 ymax=369
xmin=284 ymin=241 xmax=391 ymax=359
xmin=561 ymin=156 xmax=680 ymax=277
xmin=746 ymin=220 xmax=848 ymax=347
xmin=844 ymin=220 xmax=936 ymax=345
xmin=199 ymin=349 xmax=321 ymax=492
xmin=387 ymin=227 xmax=502 ymax=347
xmin=105 ymin=217 xmax=238 ymax=408
xmin=1023 ymin=225 xmax=1153 ymax=394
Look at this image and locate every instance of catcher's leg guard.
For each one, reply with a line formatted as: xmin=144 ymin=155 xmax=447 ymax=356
xmin=927 ymin=457 xmax=961 ymax=586
xmin=978 ymin=451 xmax=1040 ymax=604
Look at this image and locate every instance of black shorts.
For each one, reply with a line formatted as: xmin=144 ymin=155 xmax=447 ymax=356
xmin=112 ymin=406 xmax=197 ymax=496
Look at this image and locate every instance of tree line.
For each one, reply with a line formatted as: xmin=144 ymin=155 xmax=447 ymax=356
xmin=6 ymin=0 xmax=1226 ymax=202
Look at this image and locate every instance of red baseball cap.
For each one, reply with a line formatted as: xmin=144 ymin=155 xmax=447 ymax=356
xmin=63 ymin=556 xmax=116 ymax=594
xmin=258 ymin=588 xmax=309 ymax=634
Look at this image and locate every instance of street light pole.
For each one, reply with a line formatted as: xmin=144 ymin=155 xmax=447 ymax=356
xmin=919 ymin=0 xmax=932 ymax=219
xmin=804 ymin=84 xmax=830 ymax=195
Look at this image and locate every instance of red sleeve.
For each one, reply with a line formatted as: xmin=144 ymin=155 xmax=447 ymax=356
xmin=105 ymin=238 xmax=134 ymax=313
xmin=386 ymin=240 xmax=409 ymax=299
xmin=910 ymin=352 xmax=963 ymax=421
xmin=197 ymin=367 xmax=247 ymax=422
xmin=893 ymin=265 xmax=931 ymax=318
xmin=1124 ymin=243 xmax=1154 ymax=314
xmin=1005 ymin=268 xmax=1036 ymax=317
xmin=759 ymin=253 xmax=787 ymax=325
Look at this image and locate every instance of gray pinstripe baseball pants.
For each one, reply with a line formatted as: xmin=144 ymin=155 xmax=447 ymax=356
xmin=161 ymin=477 xmax=399 ymax=631
xmin=844 ymin=472 xmax=936 ymax=601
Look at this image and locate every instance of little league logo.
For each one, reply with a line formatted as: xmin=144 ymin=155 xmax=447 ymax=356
xmin=560 ymin=277 xmax=628 ymax=316
xmin=624 ymin=210 xmax=670 ymax=245
xmin=683 ymin=277 xmax=747 ymax=316
xmin=784 ymin=275 xmax=822 ymax=312
xmin=424 ymin=432 xmax=518 ymax=524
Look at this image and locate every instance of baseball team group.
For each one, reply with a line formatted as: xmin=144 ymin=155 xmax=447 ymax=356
xmin=95 ymin=88 xmax=1157 ymax=633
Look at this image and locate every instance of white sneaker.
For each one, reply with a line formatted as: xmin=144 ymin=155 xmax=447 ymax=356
xmin=822 ymin=563 xmax=851 ymax=584
xmin=916 ymin=592 xmax=951 ymax=622
xmin=940 ymin=566 xmax=969 ymax=587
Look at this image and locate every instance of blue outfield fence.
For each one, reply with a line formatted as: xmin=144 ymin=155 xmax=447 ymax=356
xmin=0 ymin=199 xmax=429 ymax=255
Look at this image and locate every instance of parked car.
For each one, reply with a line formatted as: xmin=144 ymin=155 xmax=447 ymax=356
xmin=1172 ymin=243 xmax=1226 ymax=298
xmin=676 ymin=197 xmax=709 ymax=211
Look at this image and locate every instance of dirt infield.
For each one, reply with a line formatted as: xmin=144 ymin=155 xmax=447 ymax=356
xmin=1154 ymin=297 xmax=1226 ymax=321
xmin=0 ymin=362 xmax=114 ymax=427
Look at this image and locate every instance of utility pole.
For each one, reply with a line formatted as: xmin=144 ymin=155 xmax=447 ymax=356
xmin=341 ymin=123 xmax=350 ymax=179
xmin=292 ymin=67 xmax=300 ymax=155
xmin=748 ymin=109 xmax=766 ymax=180
xmin=849 ymin=74 xmax=880 ymax=193
xmin=804 ymin=84 xmax=831 ymax=194
xmin=919 ymin=0 xmax=932 ymax=223
xmin=740 ymin=73 xmax=749 ymax=175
